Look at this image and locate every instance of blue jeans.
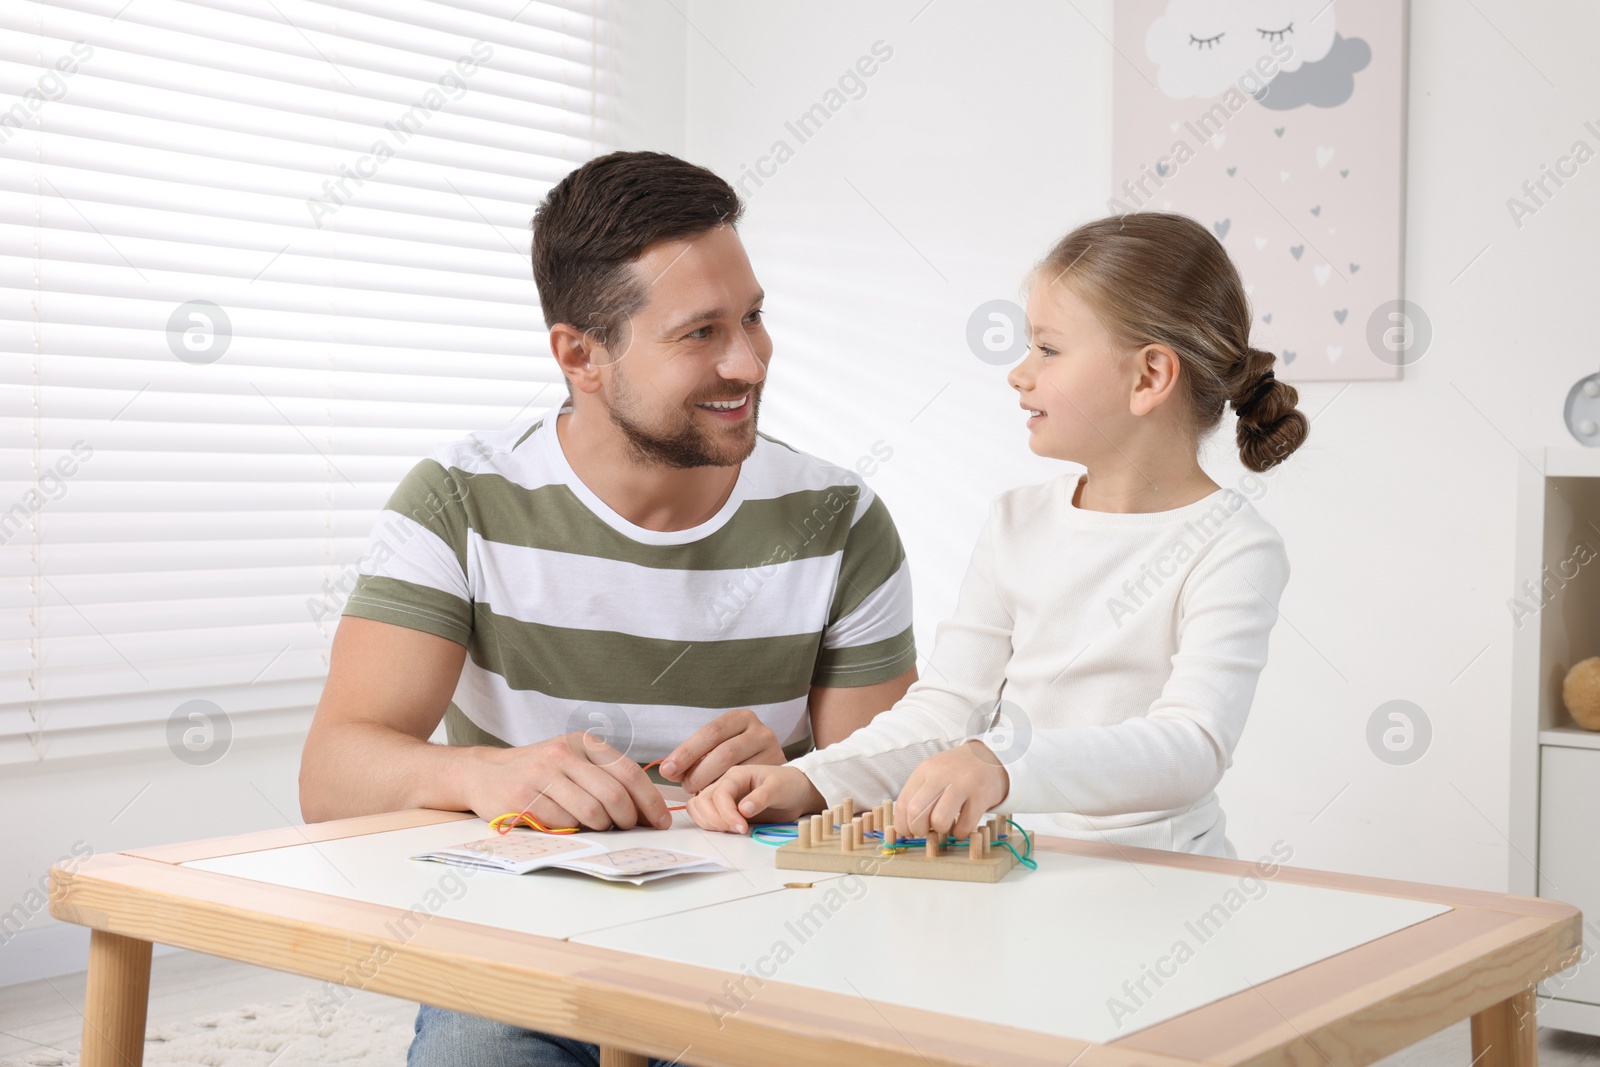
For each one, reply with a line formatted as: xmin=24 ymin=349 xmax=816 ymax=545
xmin=407 ymin=1004 xmax=685 ymax=1067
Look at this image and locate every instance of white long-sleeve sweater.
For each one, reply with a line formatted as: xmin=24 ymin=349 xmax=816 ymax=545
xmin=788 ymin=471 xmax=1290 ymax=858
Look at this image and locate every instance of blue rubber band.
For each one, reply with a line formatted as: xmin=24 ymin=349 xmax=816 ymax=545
xmin=752 ymin=817 xmax=1037 ymax=871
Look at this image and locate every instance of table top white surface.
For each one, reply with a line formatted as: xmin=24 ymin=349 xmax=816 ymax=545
xmin=182 ymin=812 xmax=843 ymax=940
xmin=183 ymin=813 xmax=1451 ymax=1043
xmin=573 ymin=841 xmax=1452 ymax=1044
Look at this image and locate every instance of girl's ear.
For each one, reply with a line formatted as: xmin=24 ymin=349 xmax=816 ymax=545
xmin=1128 ymin=342 xmax=1183 ymax=417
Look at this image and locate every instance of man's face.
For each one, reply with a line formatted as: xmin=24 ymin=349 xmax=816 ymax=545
xmin=597 ymin=225 xmax=771 ymax=469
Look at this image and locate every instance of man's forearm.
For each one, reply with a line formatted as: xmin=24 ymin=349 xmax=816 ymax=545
xmin=808 ymin=667 xmax=918 ymax=748
xmin=299 ymin=720 xmax=486 ymax=822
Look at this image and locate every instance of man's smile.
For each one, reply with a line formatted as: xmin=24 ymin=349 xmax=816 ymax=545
xmin=695 ymin=393 xmax=753 ymax=421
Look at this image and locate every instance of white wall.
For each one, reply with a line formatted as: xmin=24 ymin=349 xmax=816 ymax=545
xmin=7 ymin=0 xmax=1597 ymax=987
xmin=675 ymin=0 xmax=1600 ymax=890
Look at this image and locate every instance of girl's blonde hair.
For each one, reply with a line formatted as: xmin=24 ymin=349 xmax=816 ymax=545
xmin=1031 ymin=212 xmax=1308 ymax=473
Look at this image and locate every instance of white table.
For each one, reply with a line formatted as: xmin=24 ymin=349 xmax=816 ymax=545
xmin=49 ymin=808 xmax=1584 ymax=1066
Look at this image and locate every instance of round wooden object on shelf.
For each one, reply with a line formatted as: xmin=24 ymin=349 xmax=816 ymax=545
xmin=1562 ymin=656 xmax=1600 ymax=731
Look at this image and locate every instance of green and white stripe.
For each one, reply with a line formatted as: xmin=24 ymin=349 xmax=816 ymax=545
xmin=343 ymin=406 xmax=916 ymax=761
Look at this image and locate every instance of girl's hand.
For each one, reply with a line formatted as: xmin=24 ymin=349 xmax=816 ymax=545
xmin=893 ymin=740 xmax=1010 ymax=841
xmin=685 ymin=764 xmax=825 ymax=835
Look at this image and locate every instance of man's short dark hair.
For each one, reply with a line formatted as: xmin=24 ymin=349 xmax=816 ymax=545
xmin=530 ymin=151 xmax=744 ymax=351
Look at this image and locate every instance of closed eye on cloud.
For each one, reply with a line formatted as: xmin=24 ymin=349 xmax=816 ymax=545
xmin=1257 ymin=23 xmax=1294 ymax=42
xmin=1187 ymin=32 xmax=1225 ymax=49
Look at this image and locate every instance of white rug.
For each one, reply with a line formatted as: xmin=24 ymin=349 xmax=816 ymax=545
xmin=2 ymin=994 xmax=414 ymax=1067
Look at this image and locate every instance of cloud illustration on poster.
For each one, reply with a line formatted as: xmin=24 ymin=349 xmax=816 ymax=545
xmin=1252 ymin=33 xmax=1371 ymax=109
xmin=1145 ymin=0 xmax=1339 ymax=100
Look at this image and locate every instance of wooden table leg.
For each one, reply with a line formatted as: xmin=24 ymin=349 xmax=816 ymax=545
xmin=1470 ymin=988 xmax=1538 ymax=1067
xmin=80 ymin=930 xmax=151 ymax=1067
xmin=598 ymin=1048 xmax=649 ymax=1067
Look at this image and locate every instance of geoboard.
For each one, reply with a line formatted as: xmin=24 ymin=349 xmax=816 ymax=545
xmin=774 ymin=798 xmax=1021 ymax=883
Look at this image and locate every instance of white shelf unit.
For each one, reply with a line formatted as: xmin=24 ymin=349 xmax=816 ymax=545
xmin=1511 ymin=447 xmax=1600 ymax=1036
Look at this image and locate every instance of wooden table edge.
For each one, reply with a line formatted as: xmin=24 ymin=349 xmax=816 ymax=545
xmin=1112 ymin=905 xmax=1580 ymax=1064
xmin=54 ymin=813 xmax=1588 ymax=1067
xmin=1027 ymin=835 xmax=1575 ymax=919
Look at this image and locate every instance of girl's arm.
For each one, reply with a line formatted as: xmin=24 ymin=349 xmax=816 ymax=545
xmin=785 ymin=500 xmax=1015 ymax=805
xmin=993 ymin=524 xmax=1289 ymax=819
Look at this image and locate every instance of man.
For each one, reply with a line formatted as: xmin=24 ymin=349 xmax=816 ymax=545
xmin=298 ymin=151 xmax=918 ymax=1065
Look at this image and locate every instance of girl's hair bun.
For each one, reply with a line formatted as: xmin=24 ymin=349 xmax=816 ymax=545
xmin=1231 ymin=347 xmax=1306 ymax=473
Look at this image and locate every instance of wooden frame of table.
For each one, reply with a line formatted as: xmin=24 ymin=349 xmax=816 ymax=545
xmin=49 ymin=809 xmax=1582 ymax=1067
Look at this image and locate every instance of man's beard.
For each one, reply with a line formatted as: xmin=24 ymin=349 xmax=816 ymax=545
xmin=604 ymin=369 xmax=763 ymax=470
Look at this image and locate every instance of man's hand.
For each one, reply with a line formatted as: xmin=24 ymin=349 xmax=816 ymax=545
xmin=685 ymin=764 xmax=824 ymax=835
xmin=658 ymin=707 xmax=786 ymax=794
xmin=465 ymin=731 xmax=674 ymax=831
xmin=893 ymin=740 xmax=1010 ymax=841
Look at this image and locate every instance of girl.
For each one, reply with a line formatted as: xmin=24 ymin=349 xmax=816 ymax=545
xmin=686 ymin=212 xmax=1306 ymax=859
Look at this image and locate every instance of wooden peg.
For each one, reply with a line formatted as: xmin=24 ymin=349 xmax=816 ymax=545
xmin=884 ymin=823 xmax=895 ymax=848
xmin=841 ymin=817 xmax=854 ymax=851
xmin=797 ymin=819 xmax=812 ymax=849
xmin=968 ymin=831 xmax=981 ymax=861
xmin=925 ymin=828 xmax=940 ymax=858
xmin=842 ymin=797 xmax=854 ymax=824
xmin=884 ymin=799 xmax=894 ymax=826
xmin=810 ymin=813 xmax=825 ymax=843
xmin=852 ymin=816 xmax=864 ymax=849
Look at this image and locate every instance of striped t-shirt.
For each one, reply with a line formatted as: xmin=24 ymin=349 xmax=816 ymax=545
xmin=341 ymin=403 xmax=917 ymax=762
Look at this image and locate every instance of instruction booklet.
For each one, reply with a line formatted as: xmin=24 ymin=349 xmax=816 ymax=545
xmin=412 ymin=832 xmax=727 ymax=886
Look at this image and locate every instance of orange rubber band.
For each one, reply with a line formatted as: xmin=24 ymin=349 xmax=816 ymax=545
xmin=643 ymin=759 xmax=688 ymax=811
xmin=488 ymin=811 xmax=579 ymax=835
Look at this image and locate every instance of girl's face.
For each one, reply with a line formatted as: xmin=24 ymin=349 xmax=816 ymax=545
xmin=1008 ymin=282 xmax=1134 ymax=464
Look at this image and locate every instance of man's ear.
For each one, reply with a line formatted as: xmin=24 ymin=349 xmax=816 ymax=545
xmin=1129 ymin=342 xmax=1182 ymax=417
xmin=549 ymin=323 xmax=604 ymax=395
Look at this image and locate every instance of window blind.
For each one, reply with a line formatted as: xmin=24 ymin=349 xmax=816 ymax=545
xmin=0 ymin=0 xmax=611 ymax=763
